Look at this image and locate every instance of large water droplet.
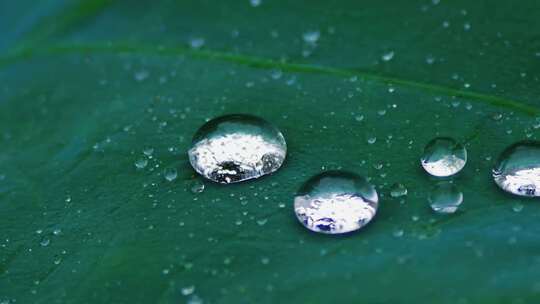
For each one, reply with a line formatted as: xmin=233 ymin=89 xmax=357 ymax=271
xmin=493 ymin=141 xmax=540 ymax=197
xmin=421 ymin=137 xmax=467 ymax=177
xmin=428 ymin=182 xmax=463 ymax=214
xmin=188 ymin=114 xmax=287 ymax=184
xmin=294 ymin=171 xmax=378 ymax=234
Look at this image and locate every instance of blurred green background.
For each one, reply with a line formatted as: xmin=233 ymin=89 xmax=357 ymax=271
xmin=1 ymin=0 xmax=540 ymax=303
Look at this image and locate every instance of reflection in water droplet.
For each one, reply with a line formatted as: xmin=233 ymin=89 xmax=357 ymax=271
xmin=390 ymin=183 xmax=408 ymax=198
xmin=493 ymin=141 xmax=540 ymax=197
xmin=294 ymin=171 xmax=378 ymax=234
xmin=421 ymin=137 xmax=467 ymax=177
xmin=188 ymin=114 xmax=287 ymax=184
xmin=428 ymin=182 xmax=463 ymax=214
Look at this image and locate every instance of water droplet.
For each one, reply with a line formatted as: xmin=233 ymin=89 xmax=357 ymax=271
xmin=181 ymin=286 xmax=195 ymax=296
xmin=493 ymin=141 xmax=540 ymax=197
xmin=256 ymin=218 xmax=268 ymax=226
xmin=512 ymin=203 xmax=524 ymax=213
xmin=189 ymin=37 xmax=205 ymax=49
xmin=302 ymin=30 xmax=320 ymax=44
xmin=421 ymin=137 xmax=467 ymax=177
xmin=367 ymin=136 xmax=377 ymax=144
xmin=428 ymin=182 xmax=463 ymax=214
xmin=40 ymin=238 xmax=50 ymax=247
xmin=249 ymin=0 xmax=261 ymax=7
xmin=261 ymin=257 xmax=270 ymax=264
xmin=381 ymin=51 xmax=395 ymax=62
xmin=164 ymin=168 xmax=178 ymax=182
xmin=354 ymin=115 xmax=364 ymax=122
xmin=190 ymin=180 xmax=205 ymax=194
xmin=294 ymin=171 xmax=378 ymax=234
xmin=390 ymin=183 xmax=408 ymax=198
xmin=134 ymin=158 xmax=148 ymax=169
xmin=188 ymin=114 xmax=287 ymax=184
xmin=143 ymin=146 xmax=154 ymax=156
xmin=134 ymin=70 xmax=149 ymax=82
xmin=392 ymin=229 xmax=404 ymax=238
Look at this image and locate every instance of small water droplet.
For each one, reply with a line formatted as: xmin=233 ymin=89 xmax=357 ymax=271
xmin=256 ymin=218 xmax=268 ymax=226
xmin=249 ymin=0 xmax=261 ymax=7
xmin=40 ymin=238 xmax=50 ymax=247
xmin=302 ymin=30 xmax=320 ymax=44
xmin=367 ymin=136 xmax=377 ymax=144
xmin=428 ymin=182 xmax=463 ymax=214
xmin=421 ymin=137 xmax=467 ymax=177
xmin=143 ymin=146 xmax=154 ymax=156
xmin=189 ymin=37 xmax=205 ymax=49
xmin=188 ymin=114 xmax=287 ymax=184
xmin=294 ymin=171 xmax=378 ymax=234
xmin=512 ymin=203 xmax=524 ymax=213
xmin=261 ymin=257 xmax=270 ymax=264
xmin=493 ymin=141 xmax=540 ymax=197
xmin=135 ymin=158 xmax=148 ymax=169
xmin=392 ymin=229 xmax=404 ymax=238
xmin=190 ymin=180 xmax=205 ymax=194
xmin=134 ymin=70 xmax=149 ymax=82
xmin=492 ymin=113 xmax=503 ymax=121
xmin=354 ymin=115 xmax=364 ymax=122
xmin=164 ymin=168 xmax=178 ymax=182
xmin=270 ymin=69 xmax=283 ymax=80
xmin=181 ymin=286 xmax=195 ymax=296
xmin=381 ymin=51 xmax=394 ymax=62
xmin=390 ymin=183 xmax=408 ymax=198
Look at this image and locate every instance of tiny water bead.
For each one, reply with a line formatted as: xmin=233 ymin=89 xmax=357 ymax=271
xmin=390 ymin=183 xmax=408 ymax=198
xmin=163 ymin=168 xmax=178 ymax=182
xmin=493 ymin=141 xmax=540 ymax=197
xmin=294 ymin=171 xmax=378 ymax=234
xmin=421 ymin=137 xmax=467 ymax=177
xmin=428 ymin=182 xmax=463 ymax=214
xmin=188 ymin=114 xmax=287 ymax=184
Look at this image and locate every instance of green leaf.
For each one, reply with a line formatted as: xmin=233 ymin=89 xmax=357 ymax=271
xmin=1 ymin=1 xmax=540 ymax=303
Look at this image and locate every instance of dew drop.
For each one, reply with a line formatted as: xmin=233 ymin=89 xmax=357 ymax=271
xmin=181 ymin=286 xmax=195 ymax=296
xmin=164 ymin=168 xmax=178 ymax=182
xmin=428 ymin=182 xmax=463 ymax=214
xmin=294 ymin=171 xmax=378 ymax=234
xmin=134 ymin=158 xmax=148 ymax=169
xmin=390 ymin=183 xmax=408 ymax=198
xmin=189 ymin=37 xmax=205 ymax=49
xmin=40 ymin=238 xmax=50 ymax=247
xmin=249 ymin=0 xmax=261 ymax=7
xmin=302 ymin=30 xmax=320 ymax=44
xmin=381 ymin=51 xmax=394 ymax=62
xmin=492 ymin=141 xmax=540 ymax=197
xmin=512 ymin=203 xmax=524 ymax=213
xmin=421 ymin=137 xmax=467 ymax=177
xmin=188 ymin=114 xmax=287 ymax=184
xmin=190 ymin=180 xmax=205 ymax=194
xmin=143 ymin=146 xmax=154 ymax=156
